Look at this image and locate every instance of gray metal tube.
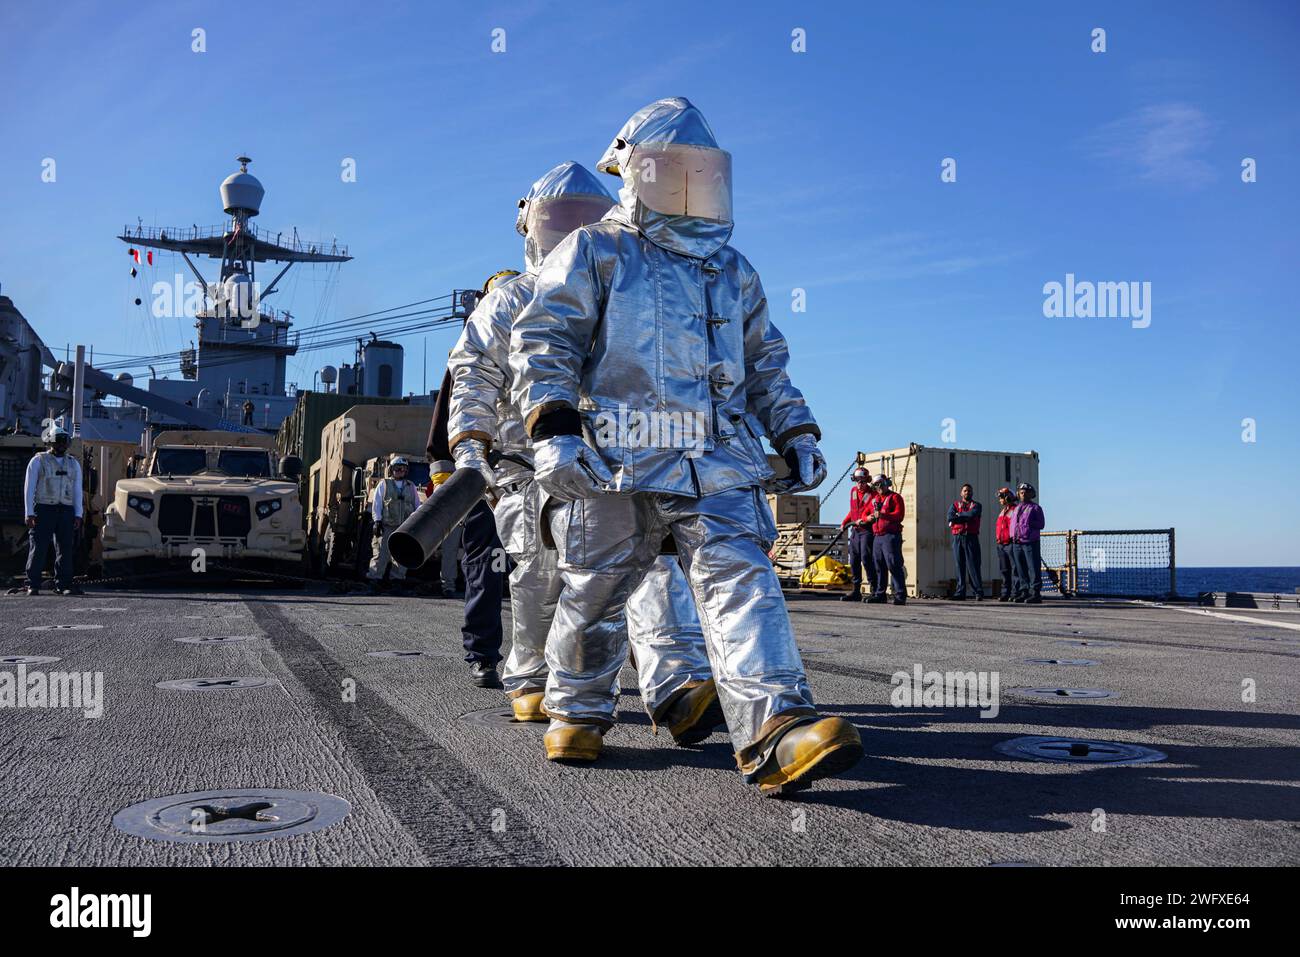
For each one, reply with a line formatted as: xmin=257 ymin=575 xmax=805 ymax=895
xmin=388 ymin=468 xmax=487 ymax=569
xmin=71 ymin=345 xmax=85 ymax=435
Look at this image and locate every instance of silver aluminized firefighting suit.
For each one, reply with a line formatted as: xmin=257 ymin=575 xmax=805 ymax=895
xmin=510 ymin=98 xmax=829 ymax=778
xmin=446 ymin=160 xmax=711 ymax=712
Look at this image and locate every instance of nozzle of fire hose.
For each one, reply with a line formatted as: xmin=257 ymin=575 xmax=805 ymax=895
xmin=387 ymin=467 xmax=488 ymax=569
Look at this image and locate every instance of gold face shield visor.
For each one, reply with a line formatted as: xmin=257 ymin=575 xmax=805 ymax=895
xmin=628 ymin=143 xmax=733 ymax=223
xmin=523 ymin=194 xmax=615 ymax=259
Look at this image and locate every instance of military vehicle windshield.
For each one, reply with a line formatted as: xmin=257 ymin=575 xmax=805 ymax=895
xmin=217 ymin=450 xmax=274 ymax=477
xmin=151 ymin=448 xmax=208 ymax=475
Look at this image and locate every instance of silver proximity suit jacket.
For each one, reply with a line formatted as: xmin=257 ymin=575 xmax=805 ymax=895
xmin=509 ymin=213 xmax=820 ymax=497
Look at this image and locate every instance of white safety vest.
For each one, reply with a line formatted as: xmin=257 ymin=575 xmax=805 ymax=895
xmin=33 ymin=452 xmax=79 ymax=507
xmin=377 ymin=479 xmax=417 ymax=527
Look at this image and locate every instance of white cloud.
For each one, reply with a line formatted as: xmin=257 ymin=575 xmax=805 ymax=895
xmin=1085 ymin=103 xmax=1215 ymax=188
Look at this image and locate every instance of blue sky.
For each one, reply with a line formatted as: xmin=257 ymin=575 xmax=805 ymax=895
xmin=2 ymin=0 xmax=1297 ymax=565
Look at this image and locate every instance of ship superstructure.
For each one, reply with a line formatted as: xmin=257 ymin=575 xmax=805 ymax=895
xmin=114 ymin=157 xmax=353 ymax=430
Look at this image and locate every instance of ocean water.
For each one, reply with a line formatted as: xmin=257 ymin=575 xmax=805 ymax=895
xmin=1175 ymin=567 xmax=1300 ymax=596
xmin=1042 ymin=566 xmax=1300 ymax=598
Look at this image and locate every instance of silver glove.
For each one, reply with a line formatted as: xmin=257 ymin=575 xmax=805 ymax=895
xmin=533 ymin=434 xmax=614 ymax=501
xmin=452 ymin=438 xmax=500 ymax=496
xmin=772 ymin=434 xmax=827 ymax=493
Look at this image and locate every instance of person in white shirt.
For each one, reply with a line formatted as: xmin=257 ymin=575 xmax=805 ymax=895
xmin=24 ymin=427 xmax=84 ymax=596
xmin=367 ymin=456 xmax=420 ymax=591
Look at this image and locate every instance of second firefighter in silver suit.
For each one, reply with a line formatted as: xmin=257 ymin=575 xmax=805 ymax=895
xmin=446 ymin=161 xmax=721 ymax=742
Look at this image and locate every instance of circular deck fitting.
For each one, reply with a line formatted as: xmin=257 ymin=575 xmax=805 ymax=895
xmin=1056 ymin=639 xmax=1115 ymax=648
xmin=1023 ymin=658 xmax=1098 ymax=667
xmin=155 ymin=677 xmax=277 ymax=692
xmin=995 ymin=735 xmax=1166 ymax=765
xmin=113 ymin=788 xmax=351 ymax=843
xmin=25 ymin=623 xmax=103 ymax=632
xmin=174 ymin=634 xmax=259 ymax=645
xmin=0 ymin=655 xmax=62 ymax=666
xmin=1011 ymin=687 xmax=1117 ymax=699
xmin=459 ymin=706 xmax=548 ymax=732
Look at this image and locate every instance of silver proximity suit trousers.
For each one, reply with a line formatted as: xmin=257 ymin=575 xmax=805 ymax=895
xmin=495 ymin=476 xmax=710 ymax=713
xmin=544 ymin=485 xmax=815 ymax=775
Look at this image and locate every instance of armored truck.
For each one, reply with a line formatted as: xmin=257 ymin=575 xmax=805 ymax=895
xmin=102 ymin=430 xmax=304 ymax=566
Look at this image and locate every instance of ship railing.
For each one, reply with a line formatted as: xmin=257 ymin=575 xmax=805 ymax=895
xmin=121 ymin=223 xmax=347 ymax=257
xmin=1039 ymin=528 xmax=1177 ymax=599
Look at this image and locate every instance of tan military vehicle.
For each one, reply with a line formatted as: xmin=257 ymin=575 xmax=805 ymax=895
xmin=305 ymin=405 xmax=433 ymax=576
xmin=102 ymin=430 xmax=304 ymax=567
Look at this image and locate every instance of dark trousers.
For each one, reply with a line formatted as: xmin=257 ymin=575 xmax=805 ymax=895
xmin=996 ymin=543 xmax=1017 ymax=598
xmin=27 ymin=503 xmax=76 ymax=590
xmin=460 ymin=499 xmax=504 ymax=665
xmin=847 ymin=527 xmax=878 ymax=594
xmin=872 ymin=532 xmax=906 ymax=598
xmin=1012 ymin=540 xmax=1042 ymax=599
xmin=952 ymin=533 xmax=983 ymax=597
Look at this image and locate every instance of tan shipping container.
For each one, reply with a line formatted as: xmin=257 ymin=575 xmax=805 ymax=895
xmin=767 ymin=493 xmax=819 ymax=526
xmin=857 ymin=444 xmax=1040 ymax=598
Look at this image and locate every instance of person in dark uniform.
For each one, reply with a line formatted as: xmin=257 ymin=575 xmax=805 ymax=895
xmin=947 ymin=482 xmax=984 ymax=600
xmin=23 ymin=427 xmax=83 ymax=596
xmin=458 ymin=498 xmax=505 ymax=686
xmin=428 ymin=357 xmax=504 ymax=689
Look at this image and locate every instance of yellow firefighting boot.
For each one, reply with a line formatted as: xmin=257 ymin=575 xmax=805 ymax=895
xmin=510 ymin=690 xmax=548 ymax=723
xmin=654 ymin=679 xmax=725 ymax=746
xmin=544 ymin=722 xmax=604 ymax=763
xmin=753 ymin=717 xmax=863 ymax=796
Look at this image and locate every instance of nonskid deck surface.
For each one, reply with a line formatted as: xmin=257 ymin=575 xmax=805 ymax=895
xmin=2 ymin=588 xmax=1296 ymax=866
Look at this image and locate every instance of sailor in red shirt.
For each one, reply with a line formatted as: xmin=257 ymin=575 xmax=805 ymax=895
xmin=839 ymin=467 xmax=878 ymax=601
xmin=865 ymin=474 xmax=907 ymax=605
xmin=946 ymin=483 xmax=985 ymax=600
xmin=993 ymin=487 xmax=1017 ymax=601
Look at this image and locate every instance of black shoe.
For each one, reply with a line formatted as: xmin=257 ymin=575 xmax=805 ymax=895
xmin=950 ymin=594 xmax=966 ymax=601
xmin=24 ymin=586 xmax=40 ymax=596
xmin=1025 ymin=596 xmax=1043 ymax=605
xmin=58 ymin=584 xmax=84 ymax=596
xmin=865 ymin=595 xmax=887 ymax=604
xmin=998 ymin=596 xmax=1010 ymax=602
xmin=974 ymin=594 xmax=984 ymax=602
xmin=892 ymin=597 xmax=907 ymax=606
xmin=839 ymin=591 xmax=862 ymax=602
xmin=470 ymin=661 xmax=503 ymax=689
xmin=1013 ymin=597 xmax=1026 ymax=603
